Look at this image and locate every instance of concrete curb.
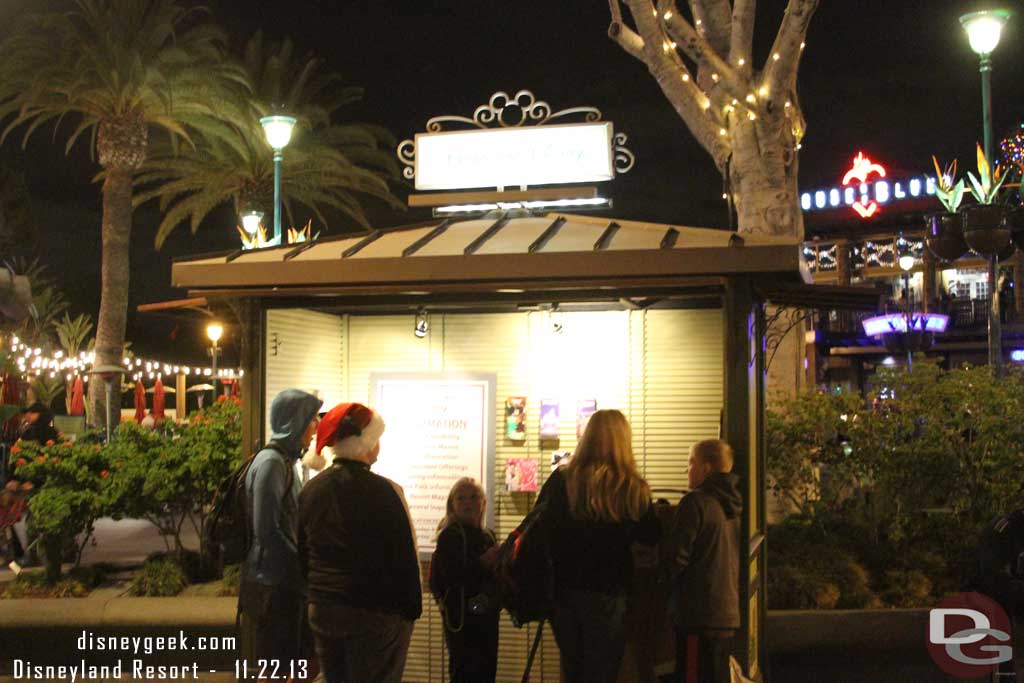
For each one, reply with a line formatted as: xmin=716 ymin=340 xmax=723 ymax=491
xmin=0 ymin=596 xmax=237 ymax=629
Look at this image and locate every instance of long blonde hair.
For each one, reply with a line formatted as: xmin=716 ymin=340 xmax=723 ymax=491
xmin=434 ymin=477 xmax=487 ymax=539
xmin=564 ymin=409 xmax=650 ymax=522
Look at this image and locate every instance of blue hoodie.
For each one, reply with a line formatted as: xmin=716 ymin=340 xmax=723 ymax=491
xmin=243 ymin=389 xmax=322 ymax=593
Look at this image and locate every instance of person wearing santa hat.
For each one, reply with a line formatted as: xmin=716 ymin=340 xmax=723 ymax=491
xmin=298 ymin=402 xmax=421 ymax=683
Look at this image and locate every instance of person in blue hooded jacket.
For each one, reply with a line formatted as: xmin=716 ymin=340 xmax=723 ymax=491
xmin=239 ymin=388 xmax=322 ymax=671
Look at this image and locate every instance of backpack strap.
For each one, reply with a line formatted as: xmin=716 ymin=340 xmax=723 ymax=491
xmin=522 ymin=620 xmax=545 ymax=683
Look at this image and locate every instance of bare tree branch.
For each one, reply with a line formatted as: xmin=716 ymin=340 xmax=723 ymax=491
xmin=729 ymin=0 xmax=756 ymax=75
xmin=608 ymin=12 xmax=647 ymax=63
xmin=765 ymin=0 xmax=818 ymax=93
xmin=664 ymin=12 xmax=751 ymax=105
xmin=689 ymin=0 xmax=732 ymax=57
xmin=620 ymin=0 xmax=730 ymax=165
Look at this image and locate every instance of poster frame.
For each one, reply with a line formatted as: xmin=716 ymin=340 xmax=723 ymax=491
xmin=369 ymin=371 xmax=497 ymax=557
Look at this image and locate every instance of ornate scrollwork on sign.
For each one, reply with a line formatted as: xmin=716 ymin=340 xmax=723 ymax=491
xmin=396 ymin=89 xmax=634 ymax=182
xmin=613 ymin=133 xmax=635 ymax=174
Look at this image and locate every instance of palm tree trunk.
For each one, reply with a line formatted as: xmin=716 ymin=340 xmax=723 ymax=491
xmin=87 ymin=167 xmax=132 ymax=434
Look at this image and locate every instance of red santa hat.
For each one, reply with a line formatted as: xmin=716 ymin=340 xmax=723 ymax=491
xmin=315 ymin=402 xmax=385 ymax=459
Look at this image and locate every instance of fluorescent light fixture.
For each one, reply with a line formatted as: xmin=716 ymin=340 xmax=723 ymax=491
xmin=862 ymin=313 xmax=949 ymax=336
xmin=435 ymin=197 xmax=610 ymax=215
xmin=415 ymin=122 xmax=614 ymax=191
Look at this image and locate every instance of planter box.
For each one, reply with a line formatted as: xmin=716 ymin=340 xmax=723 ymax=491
xmin=767 ymin=608 xmax=990 ymax=683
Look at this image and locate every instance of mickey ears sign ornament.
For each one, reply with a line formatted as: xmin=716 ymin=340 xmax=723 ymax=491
xmin=842 ymin=152 xmax=887 ymax=219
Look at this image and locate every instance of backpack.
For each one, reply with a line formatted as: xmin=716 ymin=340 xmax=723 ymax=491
xmin=494 ymin=498 xmax=556 ymax=627
xmin=205 ymin=442 xmax=291 ymax=566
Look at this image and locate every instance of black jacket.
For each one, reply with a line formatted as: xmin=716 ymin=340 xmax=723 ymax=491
xmin=537 ymin=467 xmax=660 ymax=596
xmin=667 ymin=472 xmax=743 ymax=631
xmin=430 ymin=522 xmax=496 ymax=601
xmin=298 ymin=458 xmax=422 ymax=621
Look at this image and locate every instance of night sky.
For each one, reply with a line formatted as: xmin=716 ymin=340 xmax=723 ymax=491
xmin=2 ymin=0 xmax=1023 ymax=365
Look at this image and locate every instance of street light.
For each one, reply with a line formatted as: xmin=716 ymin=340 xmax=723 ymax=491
xmin=241 ymin=210 xmax=264 ymax=235
xmin=960 ymin=7 xmax=1013 ymax=375
xmin=207 ymin=323 xmax=223 ymax=400
xmin=259 ymin=115 xmax=298 ymax=246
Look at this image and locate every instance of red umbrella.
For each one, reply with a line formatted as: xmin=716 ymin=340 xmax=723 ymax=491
xmin=69 ymin=376 xmax=85 ymax=416
xmin=1 ymin=372 xmax=22 ymax=442
xmin=152 ymin=378 xmax=166 ymax=421
xmin=133 ymin=380 xmax=146 ymax=423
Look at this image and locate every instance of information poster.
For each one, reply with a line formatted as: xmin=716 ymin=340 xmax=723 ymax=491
xmin=370 ymin=373 xmax=496 ymax=554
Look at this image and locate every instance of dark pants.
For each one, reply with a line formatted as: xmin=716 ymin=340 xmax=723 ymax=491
xmin=673 ymin=630 xmax=734 ymax=683
xmin=444 ymin=610 xmax=499 ymax=683
xmin=238 ymin=581 xmax=309 ymax=669
xmin=551 ymin=589 xmax=627 ymax=683
xmin=308 ymin=602 xmax=413 ymax=683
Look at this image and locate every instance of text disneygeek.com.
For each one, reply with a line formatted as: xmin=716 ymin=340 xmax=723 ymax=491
xmin=10 ymin=630 xmax=238 ymax=681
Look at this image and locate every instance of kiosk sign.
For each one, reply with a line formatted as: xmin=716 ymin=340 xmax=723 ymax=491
xmin=414 ymin=122 xmax=615 ymax=191
xmin=370 ymin=373 xmax=496 ymax=554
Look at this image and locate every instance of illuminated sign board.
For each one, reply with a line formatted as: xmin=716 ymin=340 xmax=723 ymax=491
xmin=414 ymin=122 xmax=615 ymax=191
xmin=801 ymin=151 xmax=937 ymax=218
xmin=861 ymin=313 xmax=949 ymax=336
xmin=370 ymin=373 xmax=496 ymax=555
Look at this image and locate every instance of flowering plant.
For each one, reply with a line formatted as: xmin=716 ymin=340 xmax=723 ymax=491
xmin=966 ymin=144 xmax=1009 ymax=205
xmin=931 ymin=156 xmax=965 ymax=214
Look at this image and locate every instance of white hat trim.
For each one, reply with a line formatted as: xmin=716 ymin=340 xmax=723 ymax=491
xmin=327 ymin=411 xmax=385 ymax=460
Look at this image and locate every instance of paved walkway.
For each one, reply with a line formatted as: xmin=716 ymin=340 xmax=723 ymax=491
xmin=3 ymin=517 xmax=201 ymax=583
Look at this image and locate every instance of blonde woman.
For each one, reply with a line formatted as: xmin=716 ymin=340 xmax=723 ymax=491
xmin=429 ymin=478 xmax=500 ymax=683
xmin=535 ymin=409 xmax=660 ymax=683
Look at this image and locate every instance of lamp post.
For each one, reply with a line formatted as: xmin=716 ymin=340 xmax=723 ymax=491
xmin=207 ymin=323 xmax=223 ymax=401
xmin=960 ymin=8 xmax=1012 ymax=376
xmin=899 ymin=245 xmax=916 ymax=370
xmin=87 ymin=364 xmax=127 ymax=442
xmin=259 ymin=115 xmax=298 ymax=246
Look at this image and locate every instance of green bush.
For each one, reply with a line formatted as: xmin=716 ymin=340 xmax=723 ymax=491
xmin=768 ymin=363 xmax=1024 ymax=608
xmin=128 ymin=558 xmax=187 ymax=597
xmin=219 ymin=563 xmax=242 ymax=596
xmin=1 ymin=565 xmax=103 ymax=599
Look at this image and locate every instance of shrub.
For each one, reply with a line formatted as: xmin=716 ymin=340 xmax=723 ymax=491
xmin=219 ymin=563 xmax=241 ymax=596
xmin=1 ymin=565 xmax=103 ymax=599
xmin=128 ymin=558 xmax=187 ymax=597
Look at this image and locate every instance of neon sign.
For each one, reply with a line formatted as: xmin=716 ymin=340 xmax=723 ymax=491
xmin=842 ymin=152 xmax=886 ymax=219
xmin=801 ymin=153 xmax=937 ymax=217
xmin=861 ymin=313 xmax=949 ymax=336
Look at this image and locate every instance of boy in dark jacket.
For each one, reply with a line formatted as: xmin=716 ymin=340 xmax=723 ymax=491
xmin=666 ymin=439 xmax=742 ymax=683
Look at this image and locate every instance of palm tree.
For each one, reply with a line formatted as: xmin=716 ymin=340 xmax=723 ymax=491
xmin=134 ymin=32 xmax=403 ymax=248
xmin=0 ymin=0 xmax=249 ymax=434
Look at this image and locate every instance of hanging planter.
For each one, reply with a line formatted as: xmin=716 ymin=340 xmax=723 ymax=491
xmin=1008 ymin=207 xmax=1024 ymax=252
xmin=924 ymin=212 xmax=968 ymax=262
xmin=962 ymin=204 xmax=1011 ymax=257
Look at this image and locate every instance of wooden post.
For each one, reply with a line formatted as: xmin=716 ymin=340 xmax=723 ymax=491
xmin=229 ymin=298 xmax=264 ymax=457
xmin=835 ymin=239 xmax=851 ymax=287
xmin=175 ymin=372 xmax=186 ymax=421
xmin=722 ymin=276 xmax=766 ymax=680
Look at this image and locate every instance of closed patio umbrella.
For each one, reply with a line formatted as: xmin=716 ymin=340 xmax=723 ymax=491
xmin=133 ymin=381 xmax=146 ymax=423
xmin=151 ymin=378 xmax=166 ymax=421
xmin=69 ymin=376 xmax=85 ymax=416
